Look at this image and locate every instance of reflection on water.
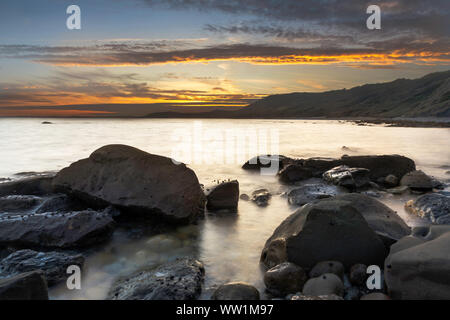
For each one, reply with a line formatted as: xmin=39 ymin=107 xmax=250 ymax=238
xmin=0 ymin=118 xmax=449 ymax=299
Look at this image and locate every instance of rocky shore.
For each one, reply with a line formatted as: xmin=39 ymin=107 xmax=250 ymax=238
xmin=0 ymin=144 xmax=449 ymax=300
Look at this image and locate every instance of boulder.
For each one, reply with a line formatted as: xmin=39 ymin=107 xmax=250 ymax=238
xmin=323 ymin=166 xmax=370 ymax=189
xmin=0 ymin=249 xmax=84 ymax=286
xmin=242 ymin=155 xmax=291 ymax=172
xmin=261 ymin=199 xmax=387 ymax=269
xmin=405 ymin=193 xmax=450 ymax=225
xmin=287 ymin=184 xmax=338 ymax=206
xmin=384 ymin=225 xmax=450 ymax=299
xmin=206 ymin=181 xmax=239 ymax=211
xmin=278 ymin=164 xmax=312 ymax=184
xmin=0 ymin=207 xmax=115 ymax=249
xmin=0 ymin=270 xmax=48 ymax=300
xmin=251 ymin=189 xmax=271 ymax=207
xmin=309 ymin=261 xmax=345 ymax=280
xmin=302 ymin=155 xmax=415 ymax=180
xmin=400 ymin=170 xmax=434 ymax=191
xmin=109 ymin=258 xmax=204 ymax=300
xmin=339 ymin=155 xmax=415 ymax=181
xmin=263 ymin=262 xmax=307 ymax=296
xmin=212 ymin=282 xmax=260 ymax=300
xmin=52 ymin=145 xmax=205 ymax=224
xmin=0 ymin=176 xmax=54 ymax=197
xmin=333 ymin=193 xmax=410 ymax=243
xmin=349 ymin=264 xmax=368 ymax=286
xmin=302 ymin=273 xmax=344 ymax=297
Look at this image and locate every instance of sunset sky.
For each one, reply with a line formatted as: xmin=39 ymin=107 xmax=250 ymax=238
xmin=0 ymin=0 xmax=449 ymax=116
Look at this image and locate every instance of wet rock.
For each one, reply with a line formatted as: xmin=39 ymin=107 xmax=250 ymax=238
xmin=0 ymin=207 xmax=115 ymax=249
xmin=264 ymin=262 xmax=307 ymax=296
xmin=386 ymin=186 xmax=409 ymax=195
xmin=0 ymin=195 xmax=42 ymax=213
xmin=385 ymin=225 xmax=450 ymax=299
xmin=384 ymin=175 xmax=399 ymax=188
xmin=339 ymin=155 xmax=415 ymax=181
xmin=278 ymin=164 xmax=313 ymax=184
xmin=0 ymin=270 xmax=48 ymax=300
xmin=261 ymin=199 xmax=387 ymax=269
xmin=242 ymin=155 xmax=292 ymax=173
xmin=291 ymin=293 xmax=343 ymax=300
xmin=239 ymin=194 xmax=250 ymax=201
xmin=360 ymin=293 xmax=390 ymax=300
xmin=212 ymin=282 xmax=260 ymax=300
xmin=333 ymin=193 xmax=411 ymax=243
xmin=303 ymin=273 xmax=344 ymax=297
xmin=400 ymin=170 xmax=434 ymax=191
xmin=309 ymin=261 xmax=344 ymax=280
xmin=0 ymin=176 xmax=54 ymax=197
xmin=35 ymin=194 xmax=88 ymax=214
xmin=251 ymin=189 xmax=271 ymax=207
xmin=109 ymin=258 xmax=204 ymax=300
xmin=349 ymin=264 xmax=368 ymax=286
xmin=323 ymin=165 xmax=370 ymax=189
xmin=405 ymin=193 xmax=450 ymax=225
xmin=287 ymin=184 xmax=338 ymax=206
xmin=53 ymin=145 xmax=205 ymax=224
xmin=300 ymin=158 xmax=343 ymax=177
xmin=207 ymin=181 xmax=239 ymax=211
xmin=0 ymin=249 xmax=84 ymax=286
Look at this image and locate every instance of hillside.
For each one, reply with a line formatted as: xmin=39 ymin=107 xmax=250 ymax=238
xmin=148 ymin=70 xmax=450 ymax=119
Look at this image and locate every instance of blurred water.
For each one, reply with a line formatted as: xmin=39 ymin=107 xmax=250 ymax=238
xmin=0 ymin=118 xmax=449 ymax=299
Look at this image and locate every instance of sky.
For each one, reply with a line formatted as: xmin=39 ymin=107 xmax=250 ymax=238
xmin=0 ymin=0 xmax=449 ymax=116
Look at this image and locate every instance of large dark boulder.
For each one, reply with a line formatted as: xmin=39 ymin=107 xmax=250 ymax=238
xmin=0 ymin=270 xmax=48 ymax=300
xmin=333 ymin=193 xmax=411 ymax=243
xmin=405 ymin=193 xmax=450 ymax=225
xmin=52 ymin=145 xmax=205 ymax=224
xmin=0 ymin=250 xmax=84 ymax=286
xmin=0 ymin=176 xmax=54 ymax=197
xmin=206 ymin=181 xmax=239 ymax=211
xmin=261 ymin=199 xmax=387 ymax=269
xmin=0 ymin=208 xmax=115 ymax=249
xmin=385 ymin=225 xmax=450 ymax=300
xmin=339 ymin=155 xmax=415 ymax=180
xmin=108 ymin=258 xmax=204 ymax=300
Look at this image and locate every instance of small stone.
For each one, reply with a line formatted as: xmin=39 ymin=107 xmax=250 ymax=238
xmin=302 ymin=273 xmax=344 ymax=297
xmin=251 ymin=189 xmax=271 ymax=207
xmin=309 ymin=261 xmax=345 ymax=280
xmin=264 ymin=262 xmax=307 ymax=296
xmin=239 ymin=194 xmax=250 ymax=201
xmin=212 ymin=282 xmax=260 ymax=300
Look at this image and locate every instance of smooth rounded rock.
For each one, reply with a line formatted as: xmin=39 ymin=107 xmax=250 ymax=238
xmin=302 ymin=273 xmax=344 ymax=297
xmin=207 ymin=180 xmax=239 ymax=211
xmin=264 ymin=262 xmax=307 ymax=296
xmin=212 ymin=282 xmax=260 ymax=300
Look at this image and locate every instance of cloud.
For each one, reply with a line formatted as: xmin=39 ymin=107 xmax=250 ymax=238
xmin=1 ymin=41 xmax=448 ymax=67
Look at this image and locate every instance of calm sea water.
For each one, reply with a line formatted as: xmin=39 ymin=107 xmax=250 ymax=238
xmin=0 ymin=118 xmax=449 ymax=300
